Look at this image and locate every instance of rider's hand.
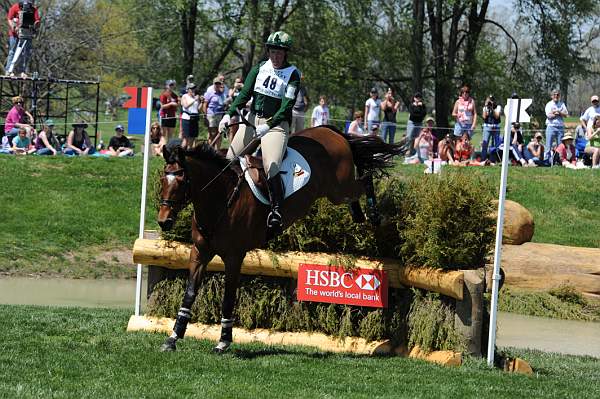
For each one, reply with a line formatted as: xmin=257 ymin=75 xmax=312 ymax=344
xmin=255 ymin=124 xmax=270 ymax=137
xmin=219 ymin=114 xmax=230 ymax=132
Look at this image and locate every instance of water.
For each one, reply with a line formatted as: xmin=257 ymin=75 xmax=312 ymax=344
xmin=0 ymin=277 xmax=146 ymax=309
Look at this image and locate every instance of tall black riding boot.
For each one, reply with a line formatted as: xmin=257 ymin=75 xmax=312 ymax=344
xmin=266 ymin=173 xmax=284 ymax=238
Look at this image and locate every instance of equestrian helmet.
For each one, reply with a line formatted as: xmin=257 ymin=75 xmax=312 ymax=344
xmin=266 ymin=31 xmax=292 ymax=50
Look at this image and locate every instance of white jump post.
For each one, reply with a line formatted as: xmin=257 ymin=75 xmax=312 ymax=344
xmin=134 ymin=87 xmax=154 ymax=316
xmin=487 ymin=96 xmax=531 ymax=366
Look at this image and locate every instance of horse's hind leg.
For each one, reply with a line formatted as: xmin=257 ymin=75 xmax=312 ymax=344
xmin=214 ymin=254 xmax=244 ymax=353
xmin=358 ymin=171 xmax=381 ymax=227
xmin=161 ymin=244 xmax=212 ymax=352
xmin=348 ymin=200 xmax=366 ymax=223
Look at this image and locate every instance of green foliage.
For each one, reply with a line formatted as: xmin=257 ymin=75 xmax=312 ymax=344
xmin=401 ymin=170 xmax=496 ymax=269
xmin=408 ymin=290 xmax=466 ymax=352
xmin=497 ymin=286 xmax=600 ymax=321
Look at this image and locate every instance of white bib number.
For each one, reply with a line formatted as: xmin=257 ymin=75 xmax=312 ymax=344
xmin=254 ymin=60 xmax=297 ymax=99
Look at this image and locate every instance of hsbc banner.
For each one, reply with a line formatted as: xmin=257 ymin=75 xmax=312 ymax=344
xmin=297 ymin=264 xmax=388 ymax=308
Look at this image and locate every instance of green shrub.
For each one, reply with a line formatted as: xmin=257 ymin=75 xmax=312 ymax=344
xmin=401 ymin=170 xmax=495 ymax=270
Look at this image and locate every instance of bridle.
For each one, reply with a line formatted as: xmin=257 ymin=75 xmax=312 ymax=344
xmin=160 ymin=167 xmax=190 ymax=209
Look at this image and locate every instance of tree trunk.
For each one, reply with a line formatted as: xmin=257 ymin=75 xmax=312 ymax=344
xmin=411 ymin=0 xmax=425 ymax=96
xmin=462 ymin=0 xmax=489 ymax=82
xmin=180 ymin=0 xmax=198 ymax=80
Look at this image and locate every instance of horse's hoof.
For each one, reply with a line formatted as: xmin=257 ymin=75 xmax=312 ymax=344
xmin=160 ymin=337 xmax=177 ymax=352
xmin=213 ymin=340 xmax=231 ymax=354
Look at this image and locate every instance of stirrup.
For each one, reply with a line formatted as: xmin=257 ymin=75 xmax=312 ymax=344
xmin=267 ymin=208 xmax=282 ymax=229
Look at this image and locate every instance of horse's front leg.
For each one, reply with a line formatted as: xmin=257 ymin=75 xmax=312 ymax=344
xmin=213 ymin=253 xmax=245 ymax=353
xmin=161 ymin=243 xmax=213 ymax=351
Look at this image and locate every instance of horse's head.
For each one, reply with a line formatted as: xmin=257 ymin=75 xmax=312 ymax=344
xmin=157 ymin=144 xmax=189 ymax=231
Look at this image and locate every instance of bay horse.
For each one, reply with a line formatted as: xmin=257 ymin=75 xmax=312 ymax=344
xmin=157 ymin=126 xmax=402 ymax=352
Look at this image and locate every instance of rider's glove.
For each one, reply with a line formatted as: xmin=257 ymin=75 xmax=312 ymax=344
xmin=255 ymin=124 xmax=270 ymax=138
xmin=219 ymin=114 xmax=230 ymax=132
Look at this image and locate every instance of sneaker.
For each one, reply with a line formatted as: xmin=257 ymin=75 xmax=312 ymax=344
xmin=592 ymin=164 xmax=600 ymax=169
xmin=20 ymin=72 xmax=28 ymax=78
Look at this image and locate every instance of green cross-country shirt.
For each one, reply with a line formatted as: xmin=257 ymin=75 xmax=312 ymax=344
xmin=227 ymin=60 xmax=301 ymax=128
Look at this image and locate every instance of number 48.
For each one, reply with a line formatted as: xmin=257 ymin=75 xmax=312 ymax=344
xmin=262 ymin=76 xmax=277 ymax=90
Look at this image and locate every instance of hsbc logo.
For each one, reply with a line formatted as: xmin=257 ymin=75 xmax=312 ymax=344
xmin=305 ymin=270 xmax=381 ymax=291
xmin=355 ymin=274 xmax=381 ymax=291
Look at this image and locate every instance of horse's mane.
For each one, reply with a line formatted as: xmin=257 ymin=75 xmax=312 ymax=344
xmin=182 ymin=142 xmax=231 ymax=169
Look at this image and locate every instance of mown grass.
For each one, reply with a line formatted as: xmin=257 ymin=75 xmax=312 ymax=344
xmin=0 ymin=305 xmax=598 ymax=399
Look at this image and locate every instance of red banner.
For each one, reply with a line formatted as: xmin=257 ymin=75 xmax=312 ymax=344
xmin=297 ymin=264 xmax=387 ymax=308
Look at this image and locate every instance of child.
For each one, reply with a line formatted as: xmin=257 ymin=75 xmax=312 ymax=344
xmin=11 ymin=127 xmax=36 ymax=155
xmin=108 ymin=125 xmax=134 ymax=157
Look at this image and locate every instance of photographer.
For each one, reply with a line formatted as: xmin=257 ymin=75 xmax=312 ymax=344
xmin=481 ymin=95 xmax=502 ymax=161
xmin=180 ymin=82 xmax=203 ymax=148
xmin=5 ymin=0 xmax=40 ymax=77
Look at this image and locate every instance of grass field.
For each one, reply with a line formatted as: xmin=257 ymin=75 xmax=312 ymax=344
xmin=0 ymin=305 xmax=598 ymax=399
xmin=1 ymin=154 xmax=598 ymax=278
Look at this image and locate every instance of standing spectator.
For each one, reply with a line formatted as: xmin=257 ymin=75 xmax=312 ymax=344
xmin=5 ymin=1 xmax=41 ymax=78
xmin=3 ymin=96 xmax=35 ymax=145
xmin=380 ymin=88 xmax=400 ymax=144
xmin=544 ymin=89 xmax=568 ymax=160
xmin=555 ymin=132 xmax=577 ymax=168
xmin=159 ymin=80 xmax=179 ymax=142
xmin=406 ymin=92 xmax=427 ymax=155
xmin=64 ymin=121 xmax=95 ymax=156
xmin=452 ymin=85 xmax=477 ymax=139
xmin=35 ymin=119 xmax=59 ymax=155
xmin=580 ymin=95 xmax=599 ymax=130
xmin=347 ymin=111 xmax=365 ymax=135
xmin=524 ymin=132 xmax=545 ymax=167
xmin=311 ymin=95 xmax=329 ymax=127
xmin=364 ymin=88 xmax=381 ymax=133
xmin=481 ymin=95 xmax=502 ymax=161
xmin=180 ymin=82 xmax=203 ymax=148
xmin=226 ymin=77 xmax=245 ymax=142
xmin=150 ymin=122 xmax=165 ymax=156
xmin=203 ymin=77 xmax=227 ymax=149
xmin=291 ymin=74 xmax=309 ymax=133
xmin=11 ymin=127 xmax=35 ymax=155
xmin=414 ymin=116 xmax=435 ymax=163
xmin=585 ymin=114 xmax=600 ymax=169
xmin=107 ymin=125 xmax=133 ymax=157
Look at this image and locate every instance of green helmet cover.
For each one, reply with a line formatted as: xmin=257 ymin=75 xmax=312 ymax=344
xmin=266 ymin=31 xmax=292 ymax=50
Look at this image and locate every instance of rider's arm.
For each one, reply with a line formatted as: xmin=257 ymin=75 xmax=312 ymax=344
xmin=268 ymin=69 xmax=301 ymax=128
xmin=227 ymin=65 xmax=260 ymax=118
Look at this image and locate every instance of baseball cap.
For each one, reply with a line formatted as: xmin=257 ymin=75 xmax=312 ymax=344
xmin=186 ymin=83 xmax=196 ymax=90
xmin=534 ymin=132 xmax=543 ymax=139
xmin=115 ymin=124 xmax=124 ymax=131
xmin=213 ymin=77 xmax=223 ymax=84
xmin=370 ymin=87 xmax=378 ymax=94
xmin=165 ymin=79 xmax=176 ymax=87
xmin=591 ymin=95 xmax=599 ymax=102
xmin=45 ymin=119 xmax=55 ymax=126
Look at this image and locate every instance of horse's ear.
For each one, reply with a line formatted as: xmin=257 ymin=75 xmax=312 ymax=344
xmin=175 ymin=145 xmax=186 ymax=162
xmin=163 ymin=145 xmax=171 ymax=162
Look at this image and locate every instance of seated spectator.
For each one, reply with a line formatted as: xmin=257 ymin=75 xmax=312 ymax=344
xmin=509 ymin=122 xmax=527 ymax=166
xmin=370 ymin=124 xmax=380 ymax=136
xmin=150 ymin=122 xmax=166 ymax=156
xmin=585 ymin=114 xmax=600 ymax=169
xmin=108 ymin=125 xmax=133 ymax=157
xmin=3 ymin=96 xmax=35 ymax=146
xmin=0 ymin=136 xmax=12 ymax=154
xmin=11 ymin=127 xmax=36 ymax=155
xmin=438 ymin=134 xmax=455 ymax=163
xmin=35 ymin=119 xmax=60 ymax=156
xmin=524 ymin=132 xmax=545 ymax=167
xmin=454 ymin=131 xmax=474 ymax=164
xmin=64 ymin=121 xmax=95 ymax=156
xmin=555 ymin=132 xmax=577 ymax=168
xmin=347 ymin=111 xmax=365 ymax=135
xmin=414 ymin=116 xmax=435 ymax=163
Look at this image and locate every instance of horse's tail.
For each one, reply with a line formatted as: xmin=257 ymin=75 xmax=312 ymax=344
xmin=324 ymin=125 xmax=403 ymax=174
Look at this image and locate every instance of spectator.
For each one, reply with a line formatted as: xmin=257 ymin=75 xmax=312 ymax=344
xmin=291 ymin=74 xmax=309 ymax=133
xmin=226 ymin=77 xmax=247 ymax=142
xmin=438 ymin=133 xmax=455 ymax=164
xmin=203 ymin=77 xmax=226 ymax=149
xmin=347 ymin=111 xmax=364 ymax=135
xmin=414 ymin=116 xmax=435 ymax=163
xmin=481 ymin=95 xmax=502 ymax=161
xmin=150 ymin=122 xmax=165 ymax=156
xmin=107 ymin=125 xmax=133 ymax=157
xmin=454 ymin=132 xmax=474 ymax=164
xmin=508 ymin=122 xmax=527 ymax=166
xmin=524 ymin=132 xmax=545 ymax=167
xmin=159 ymin=80 xmax=179 ymax=143
xmin=554 ymin=132 xmax=578 ymax=168
xmin=544 ymin=89 xmax=568 ymax=160
xmin=406 ymin=92 xmax=427 ymax=155
xmin=35 ymin=119 xmax=60 ymax=155
xmin=364 ymin=88 xmax=381 ymax=133
xmin=5 ymin=1 xmax=40 ymax=78
xmin=64 ymin=121 xmax=95 ymax=156
xmin=452 ymin=85 xmax=477 ymax=139
xmin=380 ymin=88 xmax=400 ymax=144
xmin=205 ymin=73 xmax=229 ymax=97
xmin=4 ymin=96 xmax=35 ymax=146
xmin=11 ymin=127 xmax=35 ymax=155
xmin=580 ymin=95 xmax=599 ymax=130
xmin=311 ymin=95 xmax=329 ymax=127
xmin=584 ymin=114 xmax=600 ymax=169
xmin=180 ymin=82 xmax=203 ymax=148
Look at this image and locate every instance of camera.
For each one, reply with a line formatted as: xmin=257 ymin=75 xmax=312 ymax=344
xmin=18 ymin=0 xmax=36 ymax=39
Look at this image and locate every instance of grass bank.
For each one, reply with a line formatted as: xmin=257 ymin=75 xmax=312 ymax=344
xmin=0 ymin=305 xmax=598 ymax=399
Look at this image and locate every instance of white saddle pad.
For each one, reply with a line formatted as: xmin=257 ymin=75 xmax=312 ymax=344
xmin=239 ymin=147 xmax=311 ymax=205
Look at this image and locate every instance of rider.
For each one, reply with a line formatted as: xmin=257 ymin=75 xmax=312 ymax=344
xmin=219 ymin=31 xmax=301 ymax=237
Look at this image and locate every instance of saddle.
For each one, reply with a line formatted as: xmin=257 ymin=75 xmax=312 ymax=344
xmin=243 ymin=154 xmax=270 ymax=197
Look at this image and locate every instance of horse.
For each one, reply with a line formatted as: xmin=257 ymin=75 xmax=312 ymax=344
xmin=157 ymin=126 xmax=402 ymax=352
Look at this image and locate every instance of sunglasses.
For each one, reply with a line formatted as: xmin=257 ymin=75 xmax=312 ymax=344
xmin=16 ymin=101 xmax=24 ymax=104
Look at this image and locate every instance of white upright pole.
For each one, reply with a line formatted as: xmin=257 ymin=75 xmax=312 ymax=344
xmin=487 ymin=99 xmax=515 ymax=366
xmin=135 ymin=87 xmax=154 ymax=316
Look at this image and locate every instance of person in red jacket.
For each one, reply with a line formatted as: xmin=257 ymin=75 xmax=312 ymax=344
xmin=555 ymin=132 xmax=577 ymax=168
xmin=5 ymin=1 xmax=40 ymax=77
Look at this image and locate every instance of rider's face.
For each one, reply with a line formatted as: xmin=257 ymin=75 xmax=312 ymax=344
xmin=268 ymin=48 xmax=286 ymax=68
